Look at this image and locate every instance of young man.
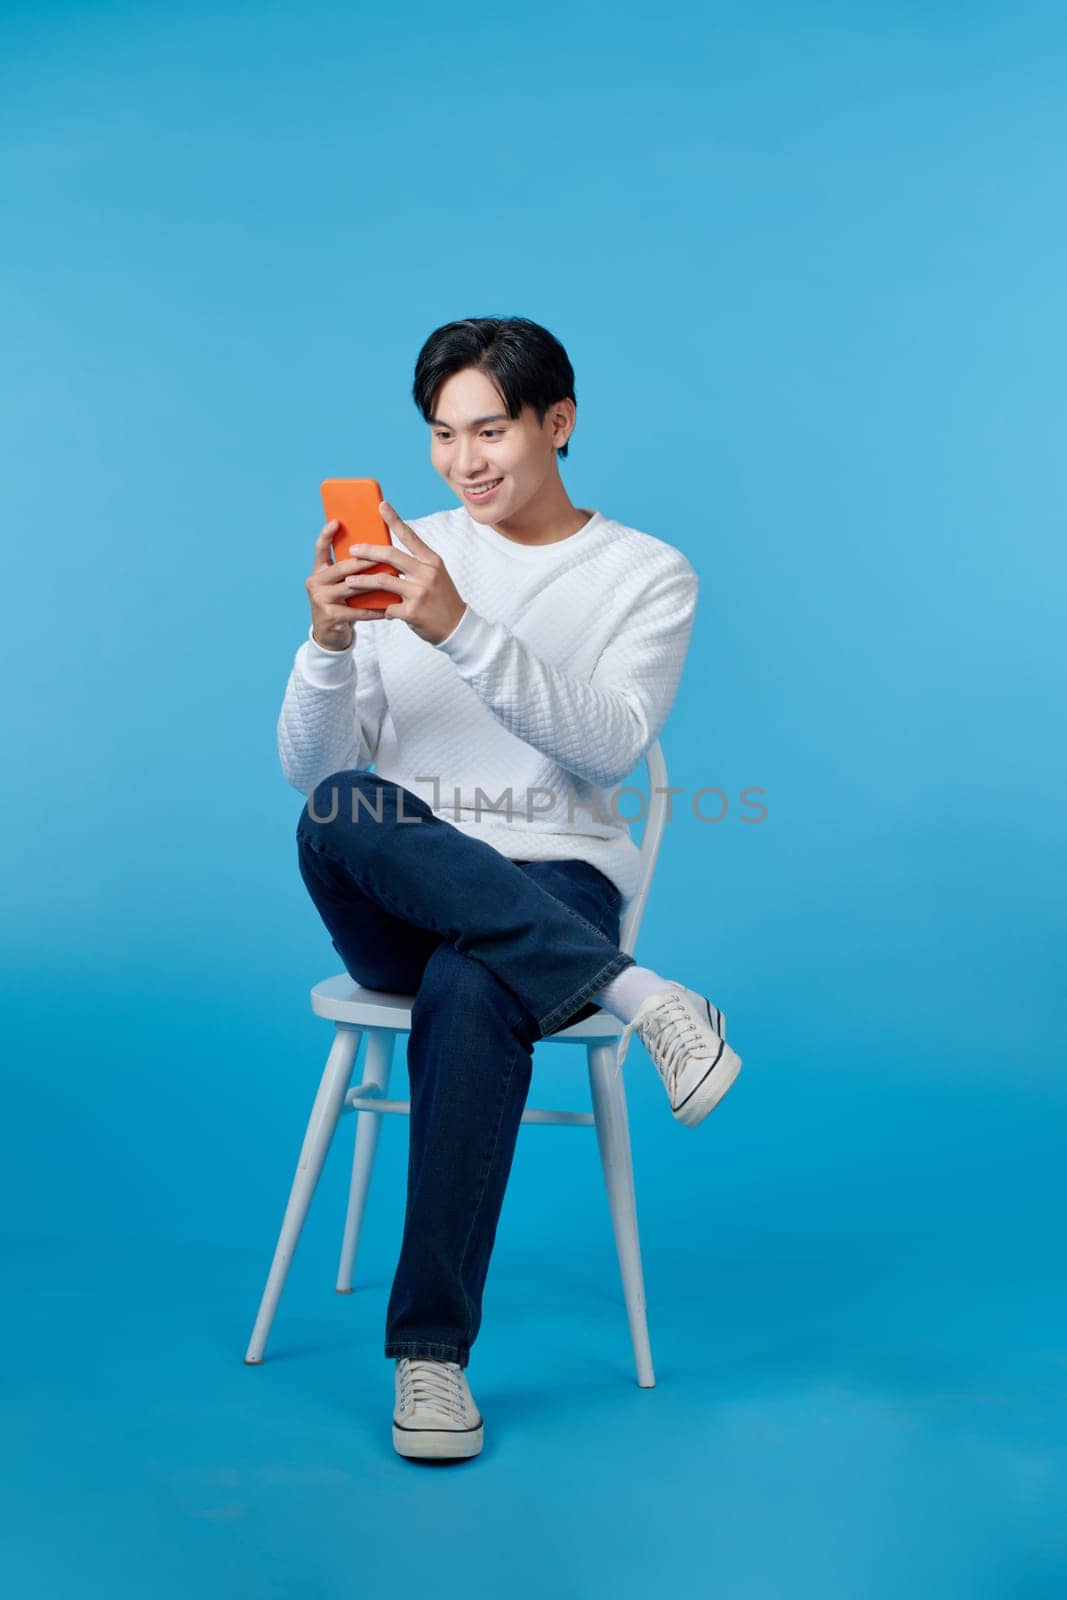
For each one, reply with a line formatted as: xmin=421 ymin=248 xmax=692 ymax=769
xmin=278 ymin=316 xmax=742 ymax=1461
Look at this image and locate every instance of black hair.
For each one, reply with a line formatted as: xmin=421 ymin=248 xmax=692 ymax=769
xmin=412 ymin=315 xmax=577 ymax=459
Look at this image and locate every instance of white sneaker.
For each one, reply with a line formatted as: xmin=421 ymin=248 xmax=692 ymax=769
xmin=393 ymin=1358 xmax=484 ymax=1459
xmin=615 ymin=982 xmax=742 ymax=1128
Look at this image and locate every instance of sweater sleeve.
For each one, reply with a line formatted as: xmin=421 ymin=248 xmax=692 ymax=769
xmin=433 ymin=557 xmax=699 ymax=787
xmin=277 ymin=623 xmax=389 ymax=793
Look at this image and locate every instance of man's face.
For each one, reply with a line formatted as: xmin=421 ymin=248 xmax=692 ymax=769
xmin=428 ymin=366 xmax=567 ymax=521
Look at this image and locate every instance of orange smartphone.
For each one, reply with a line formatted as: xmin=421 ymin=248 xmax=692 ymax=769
xmin=321 ymin=477 xmax=403 ymax=610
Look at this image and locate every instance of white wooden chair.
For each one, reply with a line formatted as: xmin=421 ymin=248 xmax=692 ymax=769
xmin=245 ymin=740 xmax=671 ymax=1386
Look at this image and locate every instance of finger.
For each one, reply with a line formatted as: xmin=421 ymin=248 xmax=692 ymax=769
xmin=328 ymin=583 xmax=404 ymax=608
xmin=326 ymin=600 xmax=395 ymax=621
xmin=380 ymin=501 xmax=432 ymax=556
xmin=317 ymin=555 xmax=388 ymax=584
xmin=311 ymin=520 xmax=341 ymax=573
xmin=345 ymin=540 xmax=416 ymax=571
xmin=341 ymin=575 xmax=407 ymax=597
xmin=334 ymin=601 xmax=396 ymax=620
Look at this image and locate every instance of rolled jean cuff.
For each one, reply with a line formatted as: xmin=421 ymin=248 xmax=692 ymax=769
xmin=536 ymin=949 xmax=636 ymax=1037
xmin=386 ymin=1340 xmax=469 ymax=1368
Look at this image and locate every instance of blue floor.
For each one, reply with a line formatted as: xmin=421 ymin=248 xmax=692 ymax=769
xmin=3 ymin=1069 xmax=1064 ymax=1600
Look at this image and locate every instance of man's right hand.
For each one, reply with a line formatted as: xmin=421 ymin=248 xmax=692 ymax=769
xmin=306 ymin=520 xmax=388 ymax=651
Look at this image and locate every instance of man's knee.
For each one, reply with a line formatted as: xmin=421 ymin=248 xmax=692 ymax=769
xmin=412 ymin=945 xmax=534 ymax=1038
xmin=298 ymin=768 xmax=387 ymax=835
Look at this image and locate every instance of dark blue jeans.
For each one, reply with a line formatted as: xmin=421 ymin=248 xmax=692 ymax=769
xmin=295 ymin=767 xmax=636 ymax=1368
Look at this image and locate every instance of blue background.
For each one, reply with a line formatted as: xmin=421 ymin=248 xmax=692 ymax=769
xmin=3 ymin=0 xmax=1064 ymax=1594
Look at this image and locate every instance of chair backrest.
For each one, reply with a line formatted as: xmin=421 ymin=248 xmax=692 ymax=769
xmin=617 ymin=737 xmax=669 ymax=958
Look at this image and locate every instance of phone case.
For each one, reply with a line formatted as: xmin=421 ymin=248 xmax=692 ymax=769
xmin=321 ymin=477 xmax=403 ymax=610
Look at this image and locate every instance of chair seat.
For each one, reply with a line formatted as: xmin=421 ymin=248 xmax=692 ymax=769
xmin=309 ymin=973 xmax=624 ymax=1042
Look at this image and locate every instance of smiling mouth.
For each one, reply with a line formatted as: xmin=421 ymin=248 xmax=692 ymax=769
xmin=463 ymin=477 xmax=503 ymax=497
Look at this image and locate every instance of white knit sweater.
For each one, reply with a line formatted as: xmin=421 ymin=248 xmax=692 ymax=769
xmin=277 ymin=504 xmax=698 ymax=906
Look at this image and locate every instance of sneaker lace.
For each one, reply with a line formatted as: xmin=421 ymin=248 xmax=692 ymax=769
xmin=615 ymin=989 xmax=704 ymax=1097
xmin=398 ymin=1358 xmax=465 ymax=1420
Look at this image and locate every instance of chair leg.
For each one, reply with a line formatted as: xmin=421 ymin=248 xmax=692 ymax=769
xmin=336 ymin=1029 xmax=396 ymax=1293
xmin=244 ymin=1024 xmax=361 ymax=1364
xmin=587 ymin=1040 xmax=656 ymax=1388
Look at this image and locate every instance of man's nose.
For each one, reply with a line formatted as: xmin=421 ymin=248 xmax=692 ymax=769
xmin=454 ymin=446 xmax=486 ymax=477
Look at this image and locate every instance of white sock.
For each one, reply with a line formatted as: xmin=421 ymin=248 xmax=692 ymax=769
xmin=591 ymin=964 xmax=679 ymax=1024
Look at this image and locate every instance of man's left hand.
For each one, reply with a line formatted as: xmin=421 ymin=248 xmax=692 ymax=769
xmin=343 ymin=501 xmax=467 ymax=646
